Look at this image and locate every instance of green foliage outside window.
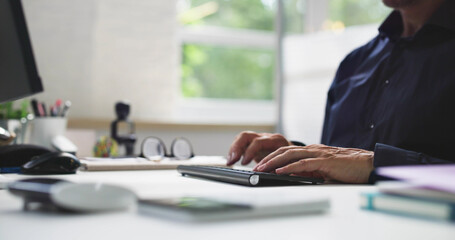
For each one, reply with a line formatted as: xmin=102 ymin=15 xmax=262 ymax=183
xmin=182 ymin=44 xmax=275 ymax=99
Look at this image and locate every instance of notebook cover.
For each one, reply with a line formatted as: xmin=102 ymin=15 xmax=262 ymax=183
xmin=361 ymin=192 xmax=455 ymax=222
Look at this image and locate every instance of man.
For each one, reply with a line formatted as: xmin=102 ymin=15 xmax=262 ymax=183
xmin=227 ymin=0 xmax=455 ymax=183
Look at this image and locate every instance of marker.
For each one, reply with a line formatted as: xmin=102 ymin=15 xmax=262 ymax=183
xmin=37 ymin=102 xmax=45 ymax=117
xmin=60 ymin=101 xmax=72 ymax=117
xmin=55 ymin=99 xmax=62 ymax=116
xmin=31 ymin=99 xmax=40 ymax=117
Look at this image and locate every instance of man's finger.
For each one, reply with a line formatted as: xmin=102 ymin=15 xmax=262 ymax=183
xmin=242 ymin=137 xmax=281 ymax=165
xmin=227 ymin=131 xmax=258 ymax=165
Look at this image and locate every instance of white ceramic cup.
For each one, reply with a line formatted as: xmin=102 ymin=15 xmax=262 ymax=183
xmin=29 ymin=117 xmax=67 ymax=149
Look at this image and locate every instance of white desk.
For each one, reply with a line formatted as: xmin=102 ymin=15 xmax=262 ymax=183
xmin=1 ymin=170 xmax=454 ymax=240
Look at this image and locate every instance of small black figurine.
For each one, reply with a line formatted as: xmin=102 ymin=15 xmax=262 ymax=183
xmin=110 ymin=101 xmax=136 ymax=156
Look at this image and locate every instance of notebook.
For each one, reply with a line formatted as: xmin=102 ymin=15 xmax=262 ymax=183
xmin=79 ymin=156 xmax=227 ymax=171
xmin=361 ymin=192 xmax=455 ymax=222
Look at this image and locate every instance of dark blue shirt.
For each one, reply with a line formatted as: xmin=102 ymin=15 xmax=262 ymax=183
xmin=321 ymin=0 xmax=455 ymax=168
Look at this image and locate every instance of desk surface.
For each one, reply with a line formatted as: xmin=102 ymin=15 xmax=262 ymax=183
xmin=1 ymin=170 xmax=454 ymax=240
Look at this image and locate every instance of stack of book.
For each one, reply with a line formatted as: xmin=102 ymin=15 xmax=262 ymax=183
xmin=361 ymin=164 xmax=455 ymax=222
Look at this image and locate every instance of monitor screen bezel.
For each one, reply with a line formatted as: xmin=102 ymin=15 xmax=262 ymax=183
xmin=1 ymin=0 xmax=43 ymax=103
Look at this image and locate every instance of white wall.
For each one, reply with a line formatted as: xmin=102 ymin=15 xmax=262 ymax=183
xmin=22 ymin=0 xmax=179 ymax=121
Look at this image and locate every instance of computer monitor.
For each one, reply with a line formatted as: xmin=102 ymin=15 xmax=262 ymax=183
xmin=0 ymin=0 xmax=43 ymax=104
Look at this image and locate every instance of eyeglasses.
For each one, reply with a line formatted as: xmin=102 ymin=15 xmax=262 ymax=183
xmin=140 ymin=137 xmax=194 ymax=161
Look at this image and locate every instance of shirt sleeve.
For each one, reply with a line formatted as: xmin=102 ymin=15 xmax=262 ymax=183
xmin=373 ymin=143 xmax=452 ymax=167
xmin=368 ymin=143 xmax=453 ymax=184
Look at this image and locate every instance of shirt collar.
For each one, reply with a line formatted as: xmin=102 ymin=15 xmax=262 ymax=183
xmin=378 ymin=0 xmax=455 ymax=41
xmin=378 ymin=11 xmax=402 ymax=41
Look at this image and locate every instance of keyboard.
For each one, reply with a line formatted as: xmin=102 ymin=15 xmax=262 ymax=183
xmin=177 ymin=165 xmax=324 ymax=187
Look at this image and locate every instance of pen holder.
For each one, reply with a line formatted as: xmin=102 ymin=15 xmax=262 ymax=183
xmin=28 ymin=117 xmax=67 ymax=149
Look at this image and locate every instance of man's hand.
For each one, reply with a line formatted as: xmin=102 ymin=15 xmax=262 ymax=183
xmin=227 ymin=131 xmax=292 ymax=166
xmin=253 ymin=144 xmax=374 ymax=183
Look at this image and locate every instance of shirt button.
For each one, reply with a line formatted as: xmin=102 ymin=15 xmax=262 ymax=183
xmin=385 ymin=80 xmax=389 ymax=85
xmin=370 ymin=124 xmax=375 ymax=129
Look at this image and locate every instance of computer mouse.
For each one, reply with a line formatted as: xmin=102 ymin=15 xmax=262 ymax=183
xmin=8 ymin=178 xmax=136 ymax=212
xmin=21 ymin=152 xmax=81 ymax=174
xmin=51 ymin=181 xmax=137 ymax=212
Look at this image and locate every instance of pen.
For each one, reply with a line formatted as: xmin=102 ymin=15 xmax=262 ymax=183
xmin=60 ymin=100 xmax=71 ymax=117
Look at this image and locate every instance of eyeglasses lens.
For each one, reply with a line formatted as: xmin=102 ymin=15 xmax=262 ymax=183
xmin=142 ymin=138 xmax=165 ymax=160
xmin=172 ymin=138 xmax=193 ymax=159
